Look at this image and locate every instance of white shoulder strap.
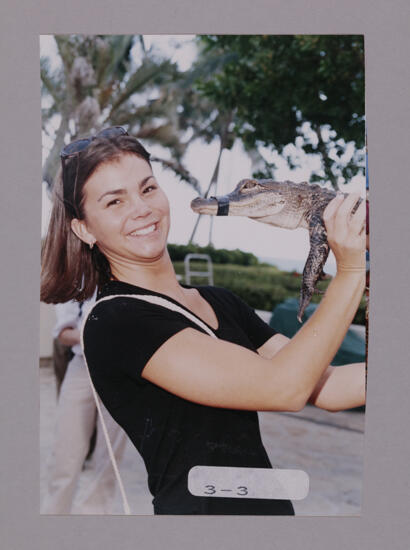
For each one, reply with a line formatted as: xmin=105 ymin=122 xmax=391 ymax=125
xmin=80 ymin=293 xmax=217 ymax=515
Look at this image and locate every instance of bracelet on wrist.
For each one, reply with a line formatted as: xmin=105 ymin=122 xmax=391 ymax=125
xmin=337 ymin=265 xmax=366 ymax=273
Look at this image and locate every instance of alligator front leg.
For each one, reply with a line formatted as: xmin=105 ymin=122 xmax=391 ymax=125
xmin=297 ymin=212 xmax=330 ymax=322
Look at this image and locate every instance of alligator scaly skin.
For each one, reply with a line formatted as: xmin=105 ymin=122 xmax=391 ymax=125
xmin=298 ymin=209 xmax=330 ymax=321
xmin=296 ymin=184 xmax=335 ymax=321
xmin=191 ymin=180 xmax=362 ymax=321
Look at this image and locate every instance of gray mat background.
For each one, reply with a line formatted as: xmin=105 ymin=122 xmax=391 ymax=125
xmin=1 ymin=1 xmax=409 ymax=549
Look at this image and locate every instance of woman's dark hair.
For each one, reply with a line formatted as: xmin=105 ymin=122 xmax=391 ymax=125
xmin=41 ymin=134 xmax=151 ymax=304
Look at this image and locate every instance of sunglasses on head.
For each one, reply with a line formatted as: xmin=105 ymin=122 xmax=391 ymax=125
xmin=60 ymin=126 xmax=128 ymax=159
xmin=60 ymin=126 xmax=128 ymax=217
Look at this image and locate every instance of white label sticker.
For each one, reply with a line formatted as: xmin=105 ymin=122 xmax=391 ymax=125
xmin=188 ymin=466 xmax=309 ymax=500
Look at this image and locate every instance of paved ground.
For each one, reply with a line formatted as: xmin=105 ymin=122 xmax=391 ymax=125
xmin=40 ymin=363 xmax=365 ymax=516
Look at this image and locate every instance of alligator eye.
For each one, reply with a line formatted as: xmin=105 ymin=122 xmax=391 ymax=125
xmin=242 ymin=180 xmax=258 ymax=190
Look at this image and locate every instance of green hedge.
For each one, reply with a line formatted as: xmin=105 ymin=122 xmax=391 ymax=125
xmin=173 ymin=261 xmax=367 ymax=325
xmin=168 ymin=243 xmax=259 ymax=266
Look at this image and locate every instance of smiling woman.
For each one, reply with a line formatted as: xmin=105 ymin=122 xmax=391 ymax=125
xmin=41 ymin=127 xmax=366 ymax=515
xmin=41 ymin=129 xmax=155 ymax=303
xmin=71 ymin=155 xmax=171 ymax=270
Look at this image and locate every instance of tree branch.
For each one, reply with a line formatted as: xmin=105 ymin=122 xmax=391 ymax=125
xmin=150 ymin=156 xmax=201 ymax=194
xmin=188 ymin=138 xmax=225 ymax=244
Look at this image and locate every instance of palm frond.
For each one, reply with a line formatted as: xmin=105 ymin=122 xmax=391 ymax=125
xmin=181 ymin=51 xmax=238 ymax=88
xmin=96 ymin=35 xmax=135 ymax=88
xmin=109 ymin=58 xmax=176 ymax=115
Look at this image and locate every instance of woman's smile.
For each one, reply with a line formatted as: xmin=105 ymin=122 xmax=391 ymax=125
xmin=127 ymin=222 xmax=158 ymax=237
xmin=76 ymin=153 xmax=171 ymax=264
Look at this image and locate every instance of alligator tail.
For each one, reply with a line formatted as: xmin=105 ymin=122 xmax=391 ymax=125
xmin=297 ymin=213 xmax=330 ymax=322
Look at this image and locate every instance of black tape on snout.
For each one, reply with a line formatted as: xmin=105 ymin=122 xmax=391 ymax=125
xmin=211 ymin=195 xmax=230 ymax=216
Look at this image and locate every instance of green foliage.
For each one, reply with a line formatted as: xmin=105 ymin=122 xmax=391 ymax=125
xmin=172 ymin=260 xmax=366 ymax=325
xmin=168 ymin=243 xmax=259 ymax=266
xmin=194 ymin=35 xmax=365 ymax=190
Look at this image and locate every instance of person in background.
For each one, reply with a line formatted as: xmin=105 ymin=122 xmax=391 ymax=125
xmin=41 ymin=293 xmax=128 ymax=514
xmin=52 ymin=333 xmax=72 ymax=397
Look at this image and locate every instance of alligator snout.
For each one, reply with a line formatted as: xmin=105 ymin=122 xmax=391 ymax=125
xmin=190 ymin=196 xmax=219 ymax=215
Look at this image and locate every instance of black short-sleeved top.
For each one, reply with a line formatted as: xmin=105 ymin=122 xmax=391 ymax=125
xmin=83 ymin=280 xmax=295 ymax=515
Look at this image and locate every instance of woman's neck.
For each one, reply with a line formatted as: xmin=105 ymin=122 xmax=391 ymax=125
xmin=109 ymin=250 xmax=186 ymax=300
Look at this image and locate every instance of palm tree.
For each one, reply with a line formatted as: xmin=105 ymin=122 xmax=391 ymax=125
xmin=41 ymin=35 xmax=188 ymax=190
xmin=41 ymin=35 xmax=243 ymax=246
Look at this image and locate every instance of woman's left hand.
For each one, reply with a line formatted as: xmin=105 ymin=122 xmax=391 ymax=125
xmin=323 ymin=194 xmax=366 ymax=273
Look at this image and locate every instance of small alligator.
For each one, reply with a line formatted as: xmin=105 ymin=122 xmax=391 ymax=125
xmin=191 ymin=178 xmax=363 ymax=322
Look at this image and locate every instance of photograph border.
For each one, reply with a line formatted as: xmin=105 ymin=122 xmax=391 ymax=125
xmin=1 ymin=0 xmax=410 ymax=549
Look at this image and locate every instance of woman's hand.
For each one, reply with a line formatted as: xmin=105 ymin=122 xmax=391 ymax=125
xmin=58 ymin=327 xmax=81 ymax=347
xmin=323 ymin=193 xmax=366 ymax=273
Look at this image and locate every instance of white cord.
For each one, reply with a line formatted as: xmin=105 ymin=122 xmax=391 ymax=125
xmin=80 ymin=293 xmax=217 ymax=515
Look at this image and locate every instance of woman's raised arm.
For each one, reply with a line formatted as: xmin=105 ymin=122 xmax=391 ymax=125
xmin=142 ymin=194 xmax=366 ymax=412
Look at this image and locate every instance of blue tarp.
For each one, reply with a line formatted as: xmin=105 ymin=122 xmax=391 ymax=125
xmin=269 ymin=297 xmax=365 ymax=366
